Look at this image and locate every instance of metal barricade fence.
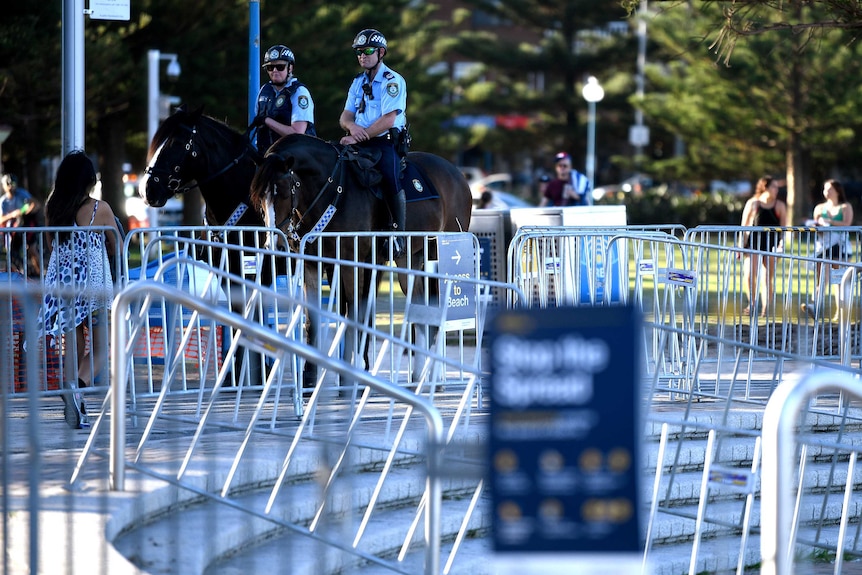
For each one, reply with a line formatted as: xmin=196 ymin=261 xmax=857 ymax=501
xmin=299 ymin=231 xmax=485 ymax=389
xmin=9 ymin=216 xmax=862 ymax=574
xmin=1 ymin=225 xmax=123 ymax=400
xmin=62 ymin=250 xmax=525 ymax=575
xmin=122 ymin=226 xmax=294 ymax=398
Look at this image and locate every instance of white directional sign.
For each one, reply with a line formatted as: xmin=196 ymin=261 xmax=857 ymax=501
xmin=437 ymin=233 xmax=477 ymax=330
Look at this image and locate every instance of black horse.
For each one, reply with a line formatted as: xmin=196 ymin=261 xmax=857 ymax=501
xmin=140 ymin=106 xmax=278 ymax=384
xmin=249 ymin=133 xmax=473 ymax=387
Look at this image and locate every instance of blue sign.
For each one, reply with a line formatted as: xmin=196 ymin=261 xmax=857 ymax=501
xmin=488 ymin=306 xmax=642 ymax=554
xmin=477 ymin=236 xmax=492 ymax=282
xmin=437 ymin=233 xmax=477 ymax=330
xmin=578 ymin=236 xmax=623 ymax=304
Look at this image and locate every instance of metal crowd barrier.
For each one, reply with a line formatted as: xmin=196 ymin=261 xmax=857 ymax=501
xmin=1 ymin=225 xmax=123 ymax=401
xmin=68 ymin=249 xmax=524 ymax=575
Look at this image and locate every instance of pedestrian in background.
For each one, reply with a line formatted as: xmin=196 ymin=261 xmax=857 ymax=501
xmin=1 ymin=173 xmax=43 ymax=275
xmin=539 ymin=152 xmax=591 ymax=207
xmin=801 ymin=178 xmax=854 ymax=319
xmin=478 ymin=189 xmax=494 ymax=209
xmin=41 ymin=151 xmax=122 ymax=429
xmin=738 ymin=175 xmax=788 ymax=317
xmin=0 ymin=173 xmax=37 ymax=227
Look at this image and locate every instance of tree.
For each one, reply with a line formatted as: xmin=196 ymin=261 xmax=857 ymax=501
xmin=444 ymin=0 xmax=638 ymax=183
xmin=637 ymin=2 xmax=862 ymax=223
xmin=0 ymin=4 xmax=64 ymax=197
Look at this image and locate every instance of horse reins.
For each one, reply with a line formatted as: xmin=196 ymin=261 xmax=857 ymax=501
xmin=273 ymin=147 xmax=348 ymax=241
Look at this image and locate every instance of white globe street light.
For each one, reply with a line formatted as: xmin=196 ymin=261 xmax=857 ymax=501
xmin=582 ymin=76 xmax=605 ymax=193
xmin=147 ymin=50 xmax=181 ymax=147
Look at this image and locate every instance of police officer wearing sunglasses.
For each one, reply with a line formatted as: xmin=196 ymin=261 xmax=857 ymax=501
xmin=253 ymin=44 xmax=316 ymax=152
xmin=339 ymin=29 xmax=408 ymax=256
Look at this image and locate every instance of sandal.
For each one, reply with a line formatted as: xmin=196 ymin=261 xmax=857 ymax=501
xmin=61 ymin=381 xmax=83 ymax=429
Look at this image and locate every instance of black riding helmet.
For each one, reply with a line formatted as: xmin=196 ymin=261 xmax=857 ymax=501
xmin=263 ymin=45 xmax=295 ymax=67
xmin=352 ymin=29 xmax=387 ymax=50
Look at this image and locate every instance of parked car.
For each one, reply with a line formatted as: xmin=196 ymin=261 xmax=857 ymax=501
xmin=458 ymin=166 xmax=485 ymax=187
xmin=468 ymin=173 xmax=534 ymax=209
xmin=592 ymin=174 xmax=654 ymax=201
xmin=710 ymin=179 xmax=752 ymax=196
xmin=473 ymin=189 xmax=533 ymax=210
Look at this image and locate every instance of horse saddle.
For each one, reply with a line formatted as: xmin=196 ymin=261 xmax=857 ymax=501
xmin=342 ymin=146 xmax=382 ymax=189
xmin=341 ymin=145 xmax=440 ymax=203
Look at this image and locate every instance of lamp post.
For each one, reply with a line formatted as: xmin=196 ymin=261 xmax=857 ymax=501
xmin=147 ymin=50 xmax=181 ymax=146
xmin=582 ymin=76 xmax=604 ymax=193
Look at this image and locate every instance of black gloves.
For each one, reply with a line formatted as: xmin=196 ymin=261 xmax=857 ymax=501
xmin=252 ymin=115 xmax=268 ymax=128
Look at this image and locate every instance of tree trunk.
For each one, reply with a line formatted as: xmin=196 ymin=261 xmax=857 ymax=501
xmin=97 ymin=112 xmax=127 ymax=229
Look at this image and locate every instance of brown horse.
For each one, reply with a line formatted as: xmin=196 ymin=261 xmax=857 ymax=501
xmin=249 ymin=133 xmax=472 ymax=387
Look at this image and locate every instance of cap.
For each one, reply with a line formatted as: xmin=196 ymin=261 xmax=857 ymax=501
xmin=554 ymin=152 xmax=571 ymax=163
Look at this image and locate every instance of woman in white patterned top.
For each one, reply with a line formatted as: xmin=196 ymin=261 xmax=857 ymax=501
xmin=42 ymin=150 xmax=122 ymax=429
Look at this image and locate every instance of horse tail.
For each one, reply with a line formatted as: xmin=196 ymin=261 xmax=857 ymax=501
xmin=249 ymin=153 xmax=286 ymax=213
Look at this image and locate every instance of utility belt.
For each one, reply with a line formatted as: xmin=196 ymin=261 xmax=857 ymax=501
xmin=379 ymin=127 xmax=411 ymax=156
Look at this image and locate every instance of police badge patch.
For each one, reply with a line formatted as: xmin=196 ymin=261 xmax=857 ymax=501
xmin=275 ymin=95 xmax=286 ymax=108
xmin=298 ymin=95 xmax=309 ymax=109
xmin=386 ymin=83 xmax=399 ymax=97
xmin=412 ymin=179 xmax=424 ymax=193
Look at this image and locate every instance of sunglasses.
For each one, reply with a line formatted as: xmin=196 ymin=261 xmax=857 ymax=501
xmin=264 ymin=63 xmax=287 ymax=72
xmin=354 ymin=47 xmax=377 ymax=56
xmin=556 ymin=163 xmax=571 ymax=169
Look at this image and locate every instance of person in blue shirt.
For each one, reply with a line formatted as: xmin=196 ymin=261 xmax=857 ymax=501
xmin=0 ymin=173 xmax=37 ymax=227
xmin=253 ymin=44 xmax=316 ymax=152
xmin=339 ymin=28 xmax=408 ymax=256
xmin=1 ymin=173 xmax=43 ymax=275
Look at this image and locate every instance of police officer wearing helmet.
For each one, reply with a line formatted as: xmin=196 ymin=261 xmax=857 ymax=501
xmin=253 ymin=44 xmax=316 ymax=152
xmin=339 ymin=29 xmax=408 ymax=256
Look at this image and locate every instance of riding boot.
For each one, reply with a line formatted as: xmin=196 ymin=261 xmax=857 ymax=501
xmin=386 ymin=188 xmax=407 ymax=258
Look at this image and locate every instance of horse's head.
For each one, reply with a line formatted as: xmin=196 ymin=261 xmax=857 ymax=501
xmin=250 ymin=134 xmax=335 ymax=250
xmin=138 ymin=106 xmax=207 ymax=207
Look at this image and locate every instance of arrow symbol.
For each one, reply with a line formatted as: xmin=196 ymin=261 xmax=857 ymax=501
xmin=451 ymin=250 xmax=462 ymax=265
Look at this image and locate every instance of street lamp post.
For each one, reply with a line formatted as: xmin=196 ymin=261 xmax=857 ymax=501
xmin=147 ymin=50 xmax=181 ymax=146
xmin=582 ymin=76 xmax=605 ymax=193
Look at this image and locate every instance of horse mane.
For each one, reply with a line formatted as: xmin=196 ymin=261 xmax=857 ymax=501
xmin=148 ymin=106 xmax=244 ymax=162
xmin=249 ymin=153 xmax=286 ymax=211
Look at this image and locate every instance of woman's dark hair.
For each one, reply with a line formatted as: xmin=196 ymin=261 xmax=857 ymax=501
xmin=753 ymin=176 xmax=774 ymax=197
xmin=45 ymin=150 xmax=97 ymax=242
xmin=826 ymin=179 xmax=847 ymax=203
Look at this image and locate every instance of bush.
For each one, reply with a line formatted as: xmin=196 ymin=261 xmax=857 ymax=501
xmin=597 ymin=189 xmax=746 ymax=229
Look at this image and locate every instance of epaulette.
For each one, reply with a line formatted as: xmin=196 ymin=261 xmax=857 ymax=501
xmin=383 ymin=71 xmax=395 ymax=80
xmin=354 ymin=71 xmax=365 ymax=80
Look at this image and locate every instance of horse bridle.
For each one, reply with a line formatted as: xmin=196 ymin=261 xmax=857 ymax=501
xmin=272 ymin=148 xmax=348 ymax=243
xmin=146 ymin=123 xmax=253 ymax=197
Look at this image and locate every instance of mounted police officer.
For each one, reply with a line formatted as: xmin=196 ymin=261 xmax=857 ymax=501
xmin=339 ymin=29 xmax=408 ymax=257
xmin=253 ymin=44 xmax=316 ymax=152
